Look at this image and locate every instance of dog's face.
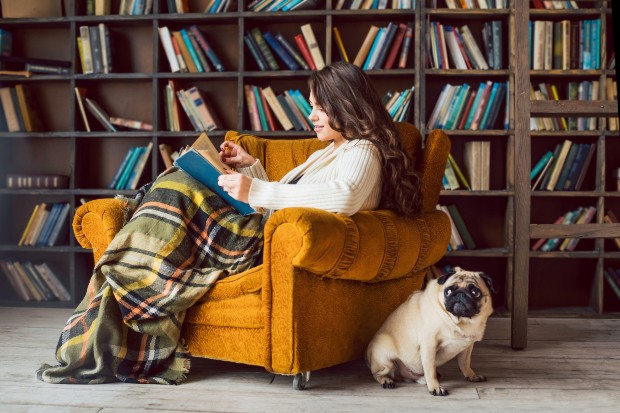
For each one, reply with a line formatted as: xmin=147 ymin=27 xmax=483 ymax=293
xmin=436 ymin=267 xmax=496 ymax=319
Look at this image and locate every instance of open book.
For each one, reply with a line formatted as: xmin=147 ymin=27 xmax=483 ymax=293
xmin=174 ymin=133 xmax=256 ymax=216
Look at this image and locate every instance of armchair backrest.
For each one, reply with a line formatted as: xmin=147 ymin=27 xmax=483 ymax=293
xmin=225 ymin=122 xmax=450 ymax=213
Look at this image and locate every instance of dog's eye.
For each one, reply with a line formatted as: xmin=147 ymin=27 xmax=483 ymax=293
xmin=444 ymin=288 xmax=454 ymax=297
xmin=470 ymin=286 xmax=481 ymax=297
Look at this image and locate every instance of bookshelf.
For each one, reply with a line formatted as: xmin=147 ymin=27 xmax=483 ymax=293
xmin=0 ymin=1 xmax=618 ymax=348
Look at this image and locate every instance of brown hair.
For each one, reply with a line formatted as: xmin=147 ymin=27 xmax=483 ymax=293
xmin=308 ymin=62 xmax=422 ymax=217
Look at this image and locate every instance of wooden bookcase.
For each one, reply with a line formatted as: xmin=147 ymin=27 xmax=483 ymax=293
xmin=0 ymin=1 xmax=618 ymax=348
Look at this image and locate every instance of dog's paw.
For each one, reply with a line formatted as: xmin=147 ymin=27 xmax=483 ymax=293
xmin=382 ymin=380 xmax=396 ymax=389
xmin=429 ymin=386 xmax=449 ymax=396
xmin=466 ymin=374 xmax=487 ymax=383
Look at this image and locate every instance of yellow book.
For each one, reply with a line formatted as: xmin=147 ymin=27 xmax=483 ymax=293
xmin=448 ymin=153 xmax=471 ymax=190
xmin=333 ymin=27 xmax=349 ymax=63
xmin=550 ymin=84 xmax=568 ymax=130
xmin=18 ymin=204 xmax=40 ymax=246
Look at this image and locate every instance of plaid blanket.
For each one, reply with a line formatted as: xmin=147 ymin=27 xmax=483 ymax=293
xmin=37 ymin=169 xmax=264 ymax=384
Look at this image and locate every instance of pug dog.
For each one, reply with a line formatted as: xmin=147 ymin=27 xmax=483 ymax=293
xmin=366 ymin=267 xmax=495 ymax=396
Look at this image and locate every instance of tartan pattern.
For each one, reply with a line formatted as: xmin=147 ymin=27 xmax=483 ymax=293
xmin=37 ymin=169 xmax=264 ymax=384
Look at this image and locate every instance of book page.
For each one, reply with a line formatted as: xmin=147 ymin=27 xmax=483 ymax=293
xmin=190 ymin=132 xmax=231 ymax=174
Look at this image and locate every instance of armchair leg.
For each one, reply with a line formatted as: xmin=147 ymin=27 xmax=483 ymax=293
xmin=292 ymin=371 xmax=311 ymax=390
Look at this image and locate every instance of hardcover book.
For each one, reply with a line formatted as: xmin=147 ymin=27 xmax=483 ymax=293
xmin=174 ymin=133 xmax=256 ymax=216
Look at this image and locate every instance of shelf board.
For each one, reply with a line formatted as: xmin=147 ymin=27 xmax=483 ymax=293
xmin=445 ymin=247 xmax=511 ymax=257
xmin=0 ymin=245 xmax=78 ymax=253
xmin=530 ymin=223 xmax=620 ymax=239
xmin=531 ymin=100 xmax=618 ymax=117
xmin=440 ymin=190 xmax=514 ymax=196
xmin=0 ymin=299 xmax=74 ymax=308
xmin=529 ymin=250 xmax=602 ymax=259
xmin=425 ymin=69 xmax=509 ymax=77
xmin=433 ymin=129 xmax=511 ymax=136
xmin=530 ymin=190 xmax=610 ymax=197
xmin=427 ymin=9 xmax=510 ymax=18
xmin=527 ymin=307 xmax=620 ymax=319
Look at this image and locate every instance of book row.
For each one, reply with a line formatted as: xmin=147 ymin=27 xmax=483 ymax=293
xmin=19 ymin=202 xmax=71 ymax=247
xmin=78 ymin=24 xmax=114 ymax=75
xmin=442 ymin=141 xmax=490 ymax=191
xmin=531 ymin=1 xmax=579 ymax=9
xmin=159 ymin=25 xmax=225 ymax=74
xmin=349 ymin=22 xmax=413 ymax=70
xmin=108 ymin=143 xmax=154 ymax=190
xmin=531 ymin=140 xmax=595 ymax=192
xmin=427 ymin=21 xmax=502 ymax=70
xmin=245 ymin=24 xmax=325 ymax=71
xmin=530 ymin=80 xmax=618 ymax=132
xmin=531 ymin=205 xmax=598 ymax=252
xmin=334 ymin=0 xmax=415 ymax=9
xmin=249 ymin=0 xmax=321 ymax=12
xmin=604 ymin=265 xmax=620 ymax=302
xmin=530 ymin=19 xmax=602 ymax=71
xmin=382 ymin=86 xmax=414 ymax=123
xmin=437 ymin=203 xmax=476 ymax=251
xmin=164 ymin=80 xmax=222 ymax=132
xmin=0 ymin=260 xmax=70 ymax=302
xmin=245 ymin=85 xmax=312 ymax=132
xmin=441 ymin=0 xmax=507 ymax=8
xmin=85 ymin=0 xmax=154 ymax=15
xmin=428 ymin=81 xmax=508 ymax=131
xmin=0 ymin=84 xmax=40 ymax=132
xmin=6 ymin=174 xmax=69 ymax=190
xmin=75 ymin=87 xmax=153 ymax=132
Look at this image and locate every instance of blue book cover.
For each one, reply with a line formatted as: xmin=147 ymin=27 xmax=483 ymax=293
xmin=174 ymin=148 xmax=256 ymax=216
xmin=263 ymin=32 xmax=300 ymax=71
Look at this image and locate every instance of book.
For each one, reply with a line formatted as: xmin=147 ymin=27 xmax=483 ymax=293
xmin=353 ymin=25 xmax=379 ymax=67
xmin=332 ymin=27 xmax=349 ymax=63
xmin=45 ymin=202 xmax=71 ymax=247
xmin=7 ymin=174 xmax=69 ymax=189
xmin=84 ymin=97 xmax=117 ymax=132
xmin=244 ymin=33 xmax=269 ymax=71
xmin=159 ymin=143 xmax=174 ymax=169
xmin=447 ymin=204 xmax=476 ymax=249
xmin=190 ymin=24 xmax=225 ymax=72
xmin=0 ymin=260 xmax=31 ymax=301
xmin=262 ymin=86 xmax=294 ymax=131
xmin=300 ymin=24 xmax=325 ymax=70
xmin=34 ymin=262 xmax=71 ymax=301
xmin=274 ymin=32 xmax=309 ymax=70
xmin=604 ymin=268 xmax=620 ymax=301
xmin=604 ymin=210 xmax=620 ymax=251
xmin=294 ymin=34 xmax=316 ymax=70
xmin=158 ymin=26 xmax=181 ymax=73
xmin=383 ymin=23 xmax=407 ymax=69
xmin=110 ymin=116 xmax=153 ymax=131
xmin=126 ymin=142 xmax=153 ymax=190
xmin=250 ymin=27 xmax=280 ymax=71
xmin=74 ymin=87 xmax=91 ymax=132
xmin=173 ymin=133 xmax=256 ymax=216
xmin=18 ymin=204 xmax=40 ymax=246
xmin=263 ymin=31 xmax=300 ymax=71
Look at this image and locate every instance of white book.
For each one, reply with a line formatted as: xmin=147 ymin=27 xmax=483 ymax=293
xmin=445 ymin=26 xmax=467 ymax=69
xmin=158 ymin=26 xmax=181 ymax=73
xmin=459 ymin=25 xmax=489 ymax=70
xmin=427 ymin=84 xmax=452 ymax=129
xmin=301 ymin=24 xmax=325 ymax=70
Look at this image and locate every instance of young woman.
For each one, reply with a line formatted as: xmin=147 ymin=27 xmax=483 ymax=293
xmin=37 ymin=61 xmax=421 ymax=385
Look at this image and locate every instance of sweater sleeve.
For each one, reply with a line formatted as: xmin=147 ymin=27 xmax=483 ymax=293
xmin=237 ymin=159 xmax=269 ymax=181
xmin=247 ymin=143 xmax=382 ymax=216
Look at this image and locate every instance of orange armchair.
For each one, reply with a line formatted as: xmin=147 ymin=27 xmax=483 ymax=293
xmin=72 ymin=122 xmax=451 ymax=389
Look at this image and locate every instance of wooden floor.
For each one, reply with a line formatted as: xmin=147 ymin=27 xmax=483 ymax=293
xmin=1 ymin=307 xmax=619 ymax=413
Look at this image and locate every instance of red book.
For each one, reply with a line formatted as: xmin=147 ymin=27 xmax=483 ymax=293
xmin=532 ymin=0 xmax=545 ymax=9
xmin=456 ymin=90 xmax=476 ymax=130
xmin=470 ymin=81 xmax=493 ymax=130
xmin=383 ymin=23 xmax=407 ymax=70
xmin=454 ymin=27 xmax=473 ymax=69
xmin=294 ymin=34 xmax=316 ymax=70
xmin=398 ymin=23 xmax=413 ymax=69
xmin=259 ymin=87 xmax=277 ymax=131
xmin=437 ymin=22 xmax=449 ymax=69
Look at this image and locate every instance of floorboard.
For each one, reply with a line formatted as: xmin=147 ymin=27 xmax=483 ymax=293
xmin=0 ymin=308 xmax=618 ymax=412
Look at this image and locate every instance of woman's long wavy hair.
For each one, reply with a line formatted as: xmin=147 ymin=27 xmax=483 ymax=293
xmin=308 ymin=62 xmax=422 ymax=217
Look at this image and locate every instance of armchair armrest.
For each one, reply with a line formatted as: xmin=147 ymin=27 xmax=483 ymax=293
xmin=73 ymin=198 xmax=126 ymax=264
xmin=263 ymin=207 xmax=450 ymax=283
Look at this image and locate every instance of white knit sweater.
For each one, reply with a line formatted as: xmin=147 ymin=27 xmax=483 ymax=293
xmin=238 ymin=139 xmax=382 ymax=217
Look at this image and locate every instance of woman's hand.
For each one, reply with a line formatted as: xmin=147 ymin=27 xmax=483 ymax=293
xmin=218 ymin=171 xmax=252 ymax=203
xmin=219 ymin=141 xmax=256 ymax=169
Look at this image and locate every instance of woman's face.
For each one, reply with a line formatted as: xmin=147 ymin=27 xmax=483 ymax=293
xmin=309 ymin=91 xmax=345 ymax=148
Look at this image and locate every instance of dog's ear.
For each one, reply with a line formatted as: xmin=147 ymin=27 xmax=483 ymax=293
xmin=437 ymin=270 xmax=456 ymax=285
xmin=478 ymin=272 xmax=498 ymax=294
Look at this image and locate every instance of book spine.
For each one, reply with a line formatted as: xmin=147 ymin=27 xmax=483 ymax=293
xmin=332 ymin=27 xmax=349 ymax=63
xmin=294 ymin=34 xmax=317 ymax=70
xmin=84 ymin=98 xmax=117 ymax=132
xmin=397 ymin=22 xmax=413 ymax=68
xmin=275 ymin=33 xmax=309 ymax=70
xmin=300 ymin=24 xmax=325 ymax=70
xmin=158 ymin=26 xmax=181 ymax=73
xmin=251 ymin=28 xmax=280 ymax=71
xmin=263 ymin=32 xmax=300 ymax=71
xmin=190 ymin=25 xmax=225 ymax=72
